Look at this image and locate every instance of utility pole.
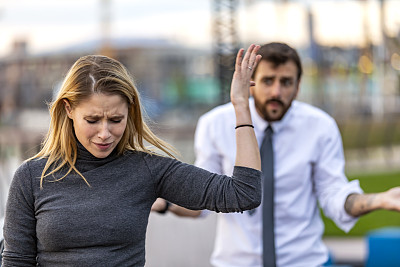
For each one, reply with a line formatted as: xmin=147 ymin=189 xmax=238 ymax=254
xmin=212 ymin=0 xmax=240 ymax=104
xmin=100 ymin=0 xmax=114 ymax=58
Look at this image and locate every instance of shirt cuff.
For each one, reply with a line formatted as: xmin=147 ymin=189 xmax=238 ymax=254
xmin=334 ymin=179 xmax=364 ymax=233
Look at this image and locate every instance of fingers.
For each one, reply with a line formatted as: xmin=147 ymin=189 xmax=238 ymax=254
xmin=254 ymin=54 xmax=262 ymax=67
xmin=242 ymin=44 xmax=256 ymax=68
xmin=235 ymin=48 xmax=245 ymax=70
xmin=236 ymin=44 xmax=261 ymax=73
xmin=248 ymin=45 xmax=261 ymax=71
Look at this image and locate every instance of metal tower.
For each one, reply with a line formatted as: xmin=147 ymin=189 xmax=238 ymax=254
xmin=212 ymin=0 xmax=240 ymax=104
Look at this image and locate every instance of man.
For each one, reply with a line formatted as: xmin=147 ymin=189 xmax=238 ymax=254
xmin=153 ymin=42 xmax=400 ymax=267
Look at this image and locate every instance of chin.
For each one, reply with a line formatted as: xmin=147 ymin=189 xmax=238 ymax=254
xmin=265 ymin=110 xmax=284 ymax=121
xmin=96 ymin=153 xmax=111 ymax=159
xmin=90 ymin=149 xmax=112 ymax=159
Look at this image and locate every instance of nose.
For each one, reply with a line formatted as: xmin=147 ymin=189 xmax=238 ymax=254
xmin=270 ymin=81 xmax=281 ymax=98
xmin=98 ymin=122 xmax=111 ymax=140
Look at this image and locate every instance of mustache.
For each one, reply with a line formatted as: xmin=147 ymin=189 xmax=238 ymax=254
xmin=266 ymin=99 xmax=284 ymax=106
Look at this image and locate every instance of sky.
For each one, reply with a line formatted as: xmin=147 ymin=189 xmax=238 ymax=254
xmin=0 ymin=0 xmax=399 ymax=56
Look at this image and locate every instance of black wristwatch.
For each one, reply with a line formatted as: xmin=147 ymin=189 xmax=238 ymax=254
xmin=157 ymin=200 xmax=170 ymax=214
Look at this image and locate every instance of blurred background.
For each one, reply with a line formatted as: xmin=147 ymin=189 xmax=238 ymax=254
xmin=0 ymin=0 xmax=399 ymax=266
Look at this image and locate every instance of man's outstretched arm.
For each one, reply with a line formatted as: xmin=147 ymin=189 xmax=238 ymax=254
xmin=345 ymin=187 xmax=400 ymax=217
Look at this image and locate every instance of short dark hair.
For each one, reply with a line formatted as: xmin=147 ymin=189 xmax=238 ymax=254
xmin=253 ymin=42 xmax=303 ymax=81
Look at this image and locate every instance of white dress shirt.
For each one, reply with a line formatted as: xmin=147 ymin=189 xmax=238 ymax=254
xmin=194 ymin=98 xmax=363 ymax=267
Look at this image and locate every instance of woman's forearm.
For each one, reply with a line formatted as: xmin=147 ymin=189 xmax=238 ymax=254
xmin=234 ymin=105 xmax=260 ymax=171
xmin=230 ymin=44 xmax=262 ymax=172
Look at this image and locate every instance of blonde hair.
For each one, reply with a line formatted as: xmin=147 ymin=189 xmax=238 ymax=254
xmin=31 ymin=55 xmax=177 ymax=187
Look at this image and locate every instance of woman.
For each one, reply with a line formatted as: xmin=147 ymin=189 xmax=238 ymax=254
xmin=2 ymin=44 xmax=262 ymax=266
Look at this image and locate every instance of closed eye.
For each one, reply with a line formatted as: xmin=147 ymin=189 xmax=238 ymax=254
xmin=86 ymin=119 xmax=97 ymax=124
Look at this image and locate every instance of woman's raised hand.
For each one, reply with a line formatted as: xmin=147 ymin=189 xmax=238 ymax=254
xmin=230 ymin=44 xmax=262 ymax=107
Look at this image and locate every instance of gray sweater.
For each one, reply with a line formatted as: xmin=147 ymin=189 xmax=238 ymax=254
xmin=2 ymin=144 xmax=261 ymax=266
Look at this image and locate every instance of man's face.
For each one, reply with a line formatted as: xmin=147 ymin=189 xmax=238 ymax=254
xmin=251 ymin=60 xmax=300 ymax=122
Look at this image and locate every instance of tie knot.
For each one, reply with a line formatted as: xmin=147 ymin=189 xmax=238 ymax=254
xmin=265 ymin=125 xmax=273 ymax=135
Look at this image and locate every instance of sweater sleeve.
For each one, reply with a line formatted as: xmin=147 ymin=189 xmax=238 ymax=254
xmin=2 ymin=161 xmax=37 ymax=266
xmin=144 ymin=154 xmax=261 ymax=213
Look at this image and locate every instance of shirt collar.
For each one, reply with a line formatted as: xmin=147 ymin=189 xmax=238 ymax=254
xmin=250 ymin=97 xmax=297 ymax=134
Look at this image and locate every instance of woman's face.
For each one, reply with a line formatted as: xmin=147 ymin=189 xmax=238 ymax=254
xmin=65 ymin=93 xmax=129 ymax=158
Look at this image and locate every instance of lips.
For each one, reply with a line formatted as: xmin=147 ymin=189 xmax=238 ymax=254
xmin=267 ymin=100 xmax=284 ymax=110
xmin=267 ymin=99 xmax=284 ymax=106
xmin=94 ymin=142 xmax=112 ymax=150
xmin=269 ymin=102 xmax=281 ymax=108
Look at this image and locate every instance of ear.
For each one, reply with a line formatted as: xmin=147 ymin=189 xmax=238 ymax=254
xmin=63 ymin=99 xmax=73 ymax=119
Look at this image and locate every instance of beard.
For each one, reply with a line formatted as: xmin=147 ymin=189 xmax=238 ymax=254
xmin=254 ymin=98 xmax=292 ymax=122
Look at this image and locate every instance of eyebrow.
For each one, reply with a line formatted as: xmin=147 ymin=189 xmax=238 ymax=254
xmin=262 ymin=75 xmax=275 ymax=79
xmin=263 ymin=76 xmax=294 ymax=80
xmin=84 ymin=115 xmax=125 ymax=120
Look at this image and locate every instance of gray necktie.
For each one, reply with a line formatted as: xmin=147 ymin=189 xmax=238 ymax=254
xmin=261 ymin=125 xmax=276 ymax=267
